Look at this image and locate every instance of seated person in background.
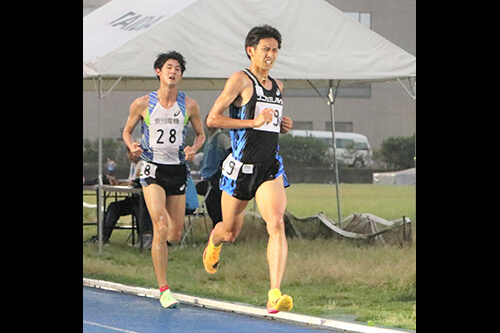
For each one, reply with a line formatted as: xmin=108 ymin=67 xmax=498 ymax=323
xmin=200 ymin=120 xmax=231 ymax=229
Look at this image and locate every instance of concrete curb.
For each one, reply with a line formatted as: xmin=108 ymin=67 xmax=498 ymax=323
xmin=83 ymin=278 xmax=412 ymax=333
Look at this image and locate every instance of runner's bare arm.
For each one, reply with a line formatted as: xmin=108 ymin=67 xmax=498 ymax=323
xmin=207 ymin=72 xmax=273 ymax=129
xmin=123 ymin=95 xmax=148 ymax=157
xmin=184 ymin=97 xmax=206 ymax=161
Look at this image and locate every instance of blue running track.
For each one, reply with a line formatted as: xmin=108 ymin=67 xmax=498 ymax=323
xmin=83 ymin=287 xmax=332 ymax=333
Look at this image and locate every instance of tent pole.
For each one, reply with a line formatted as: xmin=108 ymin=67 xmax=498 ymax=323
xmin=93 ymin=76 xmax=123 ymax=253
xmin=97 ymin=76 xmax=104 ymax=253
xmin=328 ymin=80 xmax=342 ymax=226
xmin=397 ymin=77 xmax=416 ymax=100
xmin=102 ymin=76 xmax=123 ymax=98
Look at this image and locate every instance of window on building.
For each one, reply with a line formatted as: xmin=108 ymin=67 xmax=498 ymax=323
xmin=326 ymin=121 xmax=353 ymax=132
xmin=292 ymin=121 xmax=313 ymax=130
xmin=285 ymin=84 xmax=371 ymax=99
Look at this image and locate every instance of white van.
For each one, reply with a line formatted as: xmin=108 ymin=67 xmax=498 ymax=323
xmin=288 ymin=130 xmax=372 ymax=167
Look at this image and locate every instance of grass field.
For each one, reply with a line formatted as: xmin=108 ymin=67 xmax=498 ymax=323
xmin=83 ymin=183 xmax=416 ymax=330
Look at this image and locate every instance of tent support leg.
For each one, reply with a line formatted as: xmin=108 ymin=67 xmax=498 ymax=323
xmin=308 ymin=79 xmax=343 ymax=226
xmin=96 ymin=77 xmax=104 ymax=253
xmin=328 ymin=80 xmax=342 ymax=225
xmin=93 ymin=76 xmax=123 ymax=253
xmin=397 ymin=77 xmax=416 ymax=100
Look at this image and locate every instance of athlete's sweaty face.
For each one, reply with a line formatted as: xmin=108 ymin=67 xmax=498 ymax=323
xmin=249 ymin=38 xmax=279 ymax=70
xmin=156 ymin=59 xmax=183 ymax=86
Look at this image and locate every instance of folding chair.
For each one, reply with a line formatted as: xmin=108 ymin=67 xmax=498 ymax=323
xmin=181 ymin=177 xmax=212 ymax=246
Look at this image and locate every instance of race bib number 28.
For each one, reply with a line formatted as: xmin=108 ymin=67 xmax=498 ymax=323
xmin=150 ymin=124 xmax=183 ymax=149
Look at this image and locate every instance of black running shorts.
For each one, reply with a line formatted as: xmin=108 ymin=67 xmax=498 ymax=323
xmin=139 ymin=162 xmax=187 ymax=195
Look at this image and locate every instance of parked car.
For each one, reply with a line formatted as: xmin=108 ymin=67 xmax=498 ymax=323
xmin=288 ymin=130 xmax=372 ymax=167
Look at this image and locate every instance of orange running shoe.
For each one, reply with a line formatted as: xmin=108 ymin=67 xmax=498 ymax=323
xmin=203 ymin=230 xmax=222 ymax=274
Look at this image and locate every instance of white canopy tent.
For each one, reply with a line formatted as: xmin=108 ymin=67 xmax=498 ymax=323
xmin=83 ymin=0 xmax=416 ymax=90
xmin=83 ymin=0 xmax=416 ymax=251
xmin=373 ymin=168 xmax=416 ymax=185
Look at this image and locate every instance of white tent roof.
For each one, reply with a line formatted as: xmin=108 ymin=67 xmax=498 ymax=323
xmin=373 ymin=168 xmax=416 ymax=185
xmin=83 ymin=0 xmax=415 ymax=90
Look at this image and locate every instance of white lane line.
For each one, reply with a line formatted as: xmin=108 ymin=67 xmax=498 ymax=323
xmin=83 ymin=320 xmax=139 ymax=333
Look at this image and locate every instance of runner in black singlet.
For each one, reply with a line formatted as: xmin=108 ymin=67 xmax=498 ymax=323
xmin=219 ymin=68 xmax=290 ymax=200
xmin=202 ymin=25 xmax=294 ymax=314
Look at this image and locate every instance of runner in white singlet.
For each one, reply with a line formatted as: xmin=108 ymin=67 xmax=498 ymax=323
xmin=122 ymin=51 xmax=205 ymax=309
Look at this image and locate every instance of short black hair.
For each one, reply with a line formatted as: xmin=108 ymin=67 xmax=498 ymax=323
xmin=153 ymin=51 xmax=186 ymax=80
xmin=244 ymin=25 xmax=282 ymax=59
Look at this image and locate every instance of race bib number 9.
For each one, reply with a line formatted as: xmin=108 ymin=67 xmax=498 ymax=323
xmin=221 ymin=155 xmax=242 ymax=181
xmin=254 ymin=102 xmax=283 ymax=133
xmin=221 ymin=155 xmax=254 ymax=181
